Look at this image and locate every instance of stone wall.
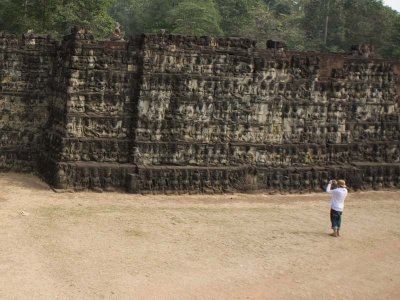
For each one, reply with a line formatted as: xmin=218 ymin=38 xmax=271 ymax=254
xmin=0 ymin=32 xmax=399 ymax=193
xmin=129 ymin=34 xmax=400 ymax=193
xmin=0 ymin=33 xmax=56 ymax=171
xmin=38 ymin=31 xmax=141 ymax=191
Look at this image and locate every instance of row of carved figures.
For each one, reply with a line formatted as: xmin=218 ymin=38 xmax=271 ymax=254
xmin=52 ymin=164 xmax=400 ymax=193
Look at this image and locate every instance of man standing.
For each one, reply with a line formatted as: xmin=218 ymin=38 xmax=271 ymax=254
xmin=326 ymin=179 xmax=348 ymax=237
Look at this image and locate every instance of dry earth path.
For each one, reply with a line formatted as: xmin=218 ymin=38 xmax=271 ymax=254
xmin=0 ymin=173 xmax=399 ymax=299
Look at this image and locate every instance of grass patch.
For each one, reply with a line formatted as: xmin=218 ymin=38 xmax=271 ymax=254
xmin=125 ymin=228 xmax=146 ymax=237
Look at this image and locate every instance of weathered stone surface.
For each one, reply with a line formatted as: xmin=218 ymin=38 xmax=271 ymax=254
xmin=0 ymin=33 xmax=56 ymax=171
xmin=0 ymin=32 xmax=399 ymax=193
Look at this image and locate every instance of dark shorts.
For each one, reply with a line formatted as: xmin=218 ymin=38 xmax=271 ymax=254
xmin=330 ymin=209 xmax=342 ymax=230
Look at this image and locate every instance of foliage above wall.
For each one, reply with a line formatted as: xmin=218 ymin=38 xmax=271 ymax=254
xmin=0 ymin=0 xmax=400 ymax=58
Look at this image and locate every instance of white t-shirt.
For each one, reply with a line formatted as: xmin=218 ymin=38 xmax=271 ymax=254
xmin=326 ymin=183 xmax=348 ymax=212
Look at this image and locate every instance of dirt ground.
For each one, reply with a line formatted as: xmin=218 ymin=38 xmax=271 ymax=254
xmin=0 ymin=173 xmax=399 ymax=300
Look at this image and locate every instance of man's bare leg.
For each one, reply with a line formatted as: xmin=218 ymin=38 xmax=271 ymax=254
xmin=329 ymin=229 xmax=338 ymax=237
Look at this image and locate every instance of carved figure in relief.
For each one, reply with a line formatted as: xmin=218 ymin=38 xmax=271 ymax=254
xmin=172 ymin=148 xmax=182 ymax=165
xmin=109 ymin=142 xmax=119 ymax=162
xmin=272 ymin=171 xmax=282 ymax=192
xmin=351 ymin=44 xmax=375 ymax=58
xmin=202 ymin=170 xmax=214 ymax=193
xmin=374 ymin=167 xmax=384 ymax=190
xmin=144 ymin=170 xmax=153 ymax=193
xmin=104 ymin=168 xmax=115 ymax=192
xmin=81 ymin=143 xmax=90 ymax=161
xmin=132 ymin=147 xmax=142 ymax=163
xmin=290 ymin=171 xmax=301 ymax=193
xmin=80 ymin=168 xmax=90 ymax=189
xmin=303 ymin=171 xmax=312 ymax=193
xmin=190 ymin=171 xmax=201 ymax=194
xmin=220 ymin=171 xmax=230 ymax=193
xmin=160 ymin=171 xmax=169 ymax=193
xmin=61 ymin=145 xmax=72 ymax=161
xmin=170 ymin=170 xmax=179 ymax=194
xmin=180 ymin=170 xmax=189 ymax=193
xmin=55 ymin=168 xmax=68 ymax=189
xmin=321 ymin=171 xmax=329 ymax=188
xmin=111 ymin=22 xmax=124 ymax=41
xmin=90 ymin=168 xmax=103 ymax=192
xmin=363 ymin=167 xmax=374 ymax=189
xmin=282 ymin=175 xmax=290 ymax=194
xmin=311 ymin=169 xmax=320 ymax=191
xmin=256 ymin=151 xmax=267 ymax=165
xmin=212 ymin=171 xmax=223 ymax=193
xmin=384 ymin=167 xmax=395 ymax=188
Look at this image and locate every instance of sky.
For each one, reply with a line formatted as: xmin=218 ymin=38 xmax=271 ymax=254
xmin=384 ymin=0 xmax=400 ymax=12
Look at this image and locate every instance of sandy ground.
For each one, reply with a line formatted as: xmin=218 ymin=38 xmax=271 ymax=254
xmin=0 ymin=173 xmax=399 ymax=300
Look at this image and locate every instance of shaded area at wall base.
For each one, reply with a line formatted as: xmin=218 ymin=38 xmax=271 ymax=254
xmin=37 ymin=162 xmax=400 ymax=194
xmin=126 ymin=163 xmax=399 ymax=194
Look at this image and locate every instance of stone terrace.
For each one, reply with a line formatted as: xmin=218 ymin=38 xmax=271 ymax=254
xmin=0 ymin=31 xmax=399 ymax=193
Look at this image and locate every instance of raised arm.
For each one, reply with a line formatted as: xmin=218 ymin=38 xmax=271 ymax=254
xmin=326 ymin=180 xmax=335 ymax=193
xmin=326 ymin=182 xmax=332 ymax=193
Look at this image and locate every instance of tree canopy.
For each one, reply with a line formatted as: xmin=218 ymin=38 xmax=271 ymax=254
xmin=0 ymin=0 xmax=399 ymax=58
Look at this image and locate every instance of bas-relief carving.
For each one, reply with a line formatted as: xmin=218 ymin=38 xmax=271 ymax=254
xmin=128 ymin=35 xmax=399 ymax=193
xmin=0 ymin=33 xmax=399 ymax=192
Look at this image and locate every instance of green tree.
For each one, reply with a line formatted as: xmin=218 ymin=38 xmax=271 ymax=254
xmin=139 ymin=0 xmax=179 ymax=33
xmin=239 ymin=1 xmax=306 ymax=50
xmin=0 ymin=0 xmax=399 ymax=59
xmin=342 ymin=0 xmax=395 ymax=56
xmin=388 ymin=11 xmax=400 ymax=59
xmin=52 ymin=0 xmax=116 ymax=38
xmin=109 ymin=0 xmax=146 ymax=36
xmin=166 ymin=0 xmax=223 ymax=36
xmin=0 ymin=0 xmax=116 ymax=38
xmin=0 ymin=0 xmax=45 ymax=34
xmin=263 ymin=0 xmax=308 ymax=50
xmin=215 ymin=0 xmax=261 ymax=36
xmin=301 ymin=0 xmax=400 ymax=57
xmin=239 ymin=2 xmax=280 ymax=44
xmin=303 ymin=0 xmax=346 ymax=52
